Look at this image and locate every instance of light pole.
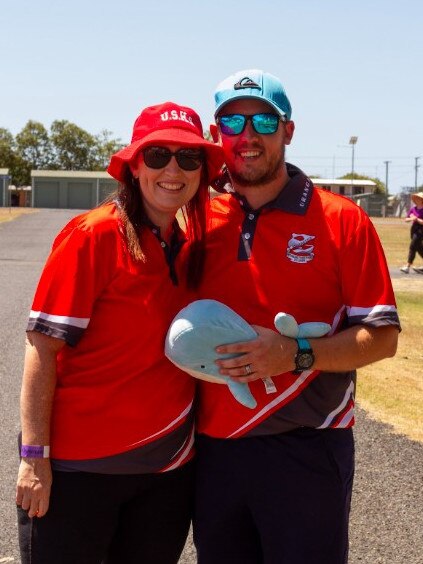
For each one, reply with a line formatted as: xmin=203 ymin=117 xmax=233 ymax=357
xmin=384 ymin=160 xmax=391 ymax=196
xmin=349 ymin=136 xmax=358 ymax=179
xmin=348 ymin=137 xmax=358 ymax=196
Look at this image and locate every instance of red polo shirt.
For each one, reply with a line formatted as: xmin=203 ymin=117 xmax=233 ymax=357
xmin=28 ymin=202 xmax=195 ymax=470
xmin=197 ymin=164 xmax=399 ymax=438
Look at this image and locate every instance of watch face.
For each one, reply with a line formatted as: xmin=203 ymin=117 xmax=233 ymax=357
xmin=297 ymin=352 xmax=314 ymax=370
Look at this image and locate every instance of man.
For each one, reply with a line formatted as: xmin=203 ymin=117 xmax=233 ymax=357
xmin=193 ymin=69 xmax=400 ymax=564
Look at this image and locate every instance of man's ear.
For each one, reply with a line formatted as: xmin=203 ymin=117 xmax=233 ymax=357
xmin=284 ymin=121 xmax=295 ymax=146
xmin=210 ymin=124 xmax=221 ymax=144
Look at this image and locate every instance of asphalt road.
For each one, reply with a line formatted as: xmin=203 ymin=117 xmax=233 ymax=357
xmin=0 ymin=209 xmax=421 ymax=563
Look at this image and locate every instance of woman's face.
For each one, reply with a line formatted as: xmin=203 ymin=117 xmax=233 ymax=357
xmin=131 ymin=144 xmax=203 ymax=225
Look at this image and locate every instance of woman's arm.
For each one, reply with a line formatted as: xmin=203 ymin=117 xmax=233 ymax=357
xmin=16 ymin=331 xmax=65 ymax=518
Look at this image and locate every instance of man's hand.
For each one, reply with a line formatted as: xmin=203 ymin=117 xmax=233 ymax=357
xmin=16 ymin=458 xmax=52 ymax=518
xmin=215 ymin=325 xmax=297 ymax=382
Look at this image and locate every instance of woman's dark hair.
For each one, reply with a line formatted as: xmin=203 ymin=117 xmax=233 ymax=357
xmin=106 ymin=164 xmax=209 ymax=290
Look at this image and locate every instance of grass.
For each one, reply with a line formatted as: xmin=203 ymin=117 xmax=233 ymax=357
xmin=357 ymin=219 xmax=423 ymax=441
xmin=357 ymin=291 xmax=423 ymax=442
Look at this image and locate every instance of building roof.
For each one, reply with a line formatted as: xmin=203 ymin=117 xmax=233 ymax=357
xmin=31 ymin=170 xmax=114 ymax=179
xmin=311 ymin=178 xmax=376 ymax=186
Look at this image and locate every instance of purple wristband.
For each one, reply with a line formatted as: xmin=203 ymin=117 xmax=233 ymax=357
xmin=21 ymin=445 xmax=50 ymax=458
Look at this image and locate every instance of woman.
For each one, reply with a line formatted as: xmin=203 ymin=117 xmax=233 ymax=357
xmin=400 ymin=191 xmax=423 ymax=273
xmin=15 ymin=101 xmax=224 ymax=564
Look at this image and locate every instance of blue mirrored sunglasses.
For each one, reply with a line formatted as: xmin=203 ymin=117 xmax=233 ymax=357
xmin=217 ymin=113 xmax=285 ymax=136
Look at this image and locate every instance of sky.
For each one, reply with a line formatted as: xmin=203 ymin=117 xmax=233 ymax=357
xmin=1 ymin=0 xmax=422 ymax=194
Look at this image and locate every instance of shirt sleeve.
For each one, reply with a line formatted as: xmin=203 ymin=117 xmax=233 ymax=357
xmin=339 ymin=208 xmax=400 ymax=329
xmin=27 ymin=219 xmax=118 ymax=346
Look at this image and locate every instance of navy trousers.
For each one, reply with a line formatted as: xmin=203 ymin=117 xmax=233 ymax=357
xmin=18 ymin=461 xmax=194 ymax=564
xmin=194 ymin=428 xmax=354 ymax=564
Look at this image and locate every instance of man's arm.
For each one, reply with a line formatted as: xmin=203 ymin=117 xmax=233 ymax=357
xmin=16 ymin=331 xmax=64 ymax=517
xmin=215 ymin=324 xmax=398 ymax=382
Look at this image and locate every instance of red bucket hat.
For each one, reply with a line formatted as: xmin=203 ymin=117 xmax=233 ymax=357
xmin=108 ymin=102 xmax=224 ymax=184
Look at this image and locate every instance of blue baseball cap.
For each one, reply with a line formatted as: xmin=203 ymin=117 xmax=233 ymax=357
xmin=214 ymin=69 xmax=292 ymax=120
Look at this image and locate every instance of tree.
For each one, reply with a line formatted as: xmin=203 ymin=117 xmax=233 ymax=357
xmin=16 ymin=120 xmax=52 ymax=170
xmin=0 ymin=119 xmax=123 ymax=185
xmin=92 ymin=129 xmax=123 ymax=170
xmin=0 ymin=127 xmax=16 ymax=168
xmin=203 ymin=130 xmax=213 ymax=142
xmin=50 ymin=120 xmax=97 ymax=170
xmin=0 ymin=128 xmax=30 ymax=186
xmin=339 ymin=173 xmax=386 ymax=194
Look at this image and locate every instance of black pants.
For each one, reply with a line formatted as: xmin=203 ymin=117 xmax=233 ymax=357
xmin=18 ymin=462 xmax=193 ymax=564
xmin=407 ymin=227 xmax=423 ymax=264
xmin=194 ymin=428 xmax=354 ymax=564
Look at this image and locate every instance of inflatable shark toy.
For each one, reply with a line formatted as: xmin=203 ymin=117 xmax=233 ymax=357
xmin=165 ymin=300 xmax=331 ymax=409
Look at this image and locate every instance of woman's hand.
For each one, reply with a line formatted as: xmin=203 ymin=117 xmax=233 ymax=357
xmin=16 ymin=458 xmax=52 ymax=518
xmin=17 ymin=331 xmax=63 ymax=519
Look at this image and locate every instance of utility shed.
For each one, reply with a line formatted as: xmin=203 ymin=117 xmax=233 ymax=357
xmin=0 ymin=168 xmax=11 ymax=206
xmin=31 ymin=171 xmax=118 ymax=209
xmin=311 ymin=178 xmax=377 ymax=196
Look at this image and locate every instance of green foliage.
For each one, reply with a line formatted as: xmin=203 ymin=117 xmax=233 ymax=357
xmin=16 ymin=121 xmax=52 ymax=169
xmin=0 ymin=128 xmax=31 ymax=186
xmin=92 ymin=130 xmax=124 ymax=170
xmin=339 ymin=172 xmax=386 ymax=194
xmin=0 ymin=120 xmax=122 ymax=186
xmin=0 ymin=128 xmax=16 ymax=167
xmin=50 ymin=120 xmax=98 ymax=170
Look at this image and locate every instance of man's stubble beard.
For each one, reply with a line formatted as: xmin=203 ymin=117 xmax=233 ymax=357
xmin=229 ymin=144 xmax=286 ymax=188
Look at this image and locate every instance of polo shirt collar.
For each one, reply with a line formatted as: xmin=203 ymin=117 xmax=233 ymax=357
xmin=141 ymin=214 xmax=186 ymax=243
xmin=232 ymin=163 xmax=314 ymax=215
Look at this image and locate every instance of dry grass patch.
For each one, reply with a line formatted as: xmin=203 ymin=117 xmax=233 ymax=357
xmin=357 ymin=291 xmax=423 ymax=442
xmin=0 ymin=208 xmax=37 ymax=223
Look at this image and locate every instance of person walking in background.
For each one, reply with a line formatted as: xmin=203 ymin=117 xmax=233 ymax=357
xmin=15 ymin=102 xmax=224 ymax=564
xmin=193 ymin=69 xmax=400 ymax=564
xmin=400 ymin=191 xmax=423 ymax=273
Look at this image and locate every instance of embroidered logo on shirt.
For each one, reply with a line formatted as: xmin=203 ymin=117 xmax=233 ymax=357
xmin=286 ymin=233 xmax=315 ymax=263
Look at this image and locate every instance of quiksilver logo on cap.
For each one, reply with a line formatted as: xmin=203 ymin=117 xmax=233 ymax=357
xmin=234 ymin=77 xmax=261 ymax=90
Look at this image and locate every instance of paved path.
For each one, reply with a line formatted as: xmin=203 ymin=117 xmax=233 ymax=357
xmin=0 ymin=209 xmax=422 ymax=563
xmin=0 ymin=209 xmax=81 ymax=561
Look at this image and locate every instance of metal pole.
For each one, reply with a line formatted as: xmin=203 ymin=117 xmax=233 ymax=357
xmin=349 ymin=136 xmax=358 ymax=196
xmin=415 ymin=157 xmax=420 ymax=191
xmin=384 ymin=161 xmax=391 ymax=196
xmin=351 ymin=144 xmax=355 ymax=178
xmin=96 ymin=178 xmax=100 ymax=206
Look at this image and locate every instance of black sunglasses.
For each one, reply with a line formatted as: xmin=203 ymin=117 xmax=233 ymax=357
xmin=142 ymin=146 xmax=204 ymax=171
xmin=217 ymin=113 xmax=285 ymax=136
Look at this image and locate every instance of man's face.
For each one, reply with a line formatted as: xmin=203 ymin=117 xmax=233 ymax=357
xmin=217 ymin=99 xmax=294 ymax=187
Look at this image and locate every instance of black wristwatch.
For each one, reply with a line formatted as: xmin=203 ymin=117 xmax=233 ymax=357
xmin=293 ymin=338 xmax=314 ymax=374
